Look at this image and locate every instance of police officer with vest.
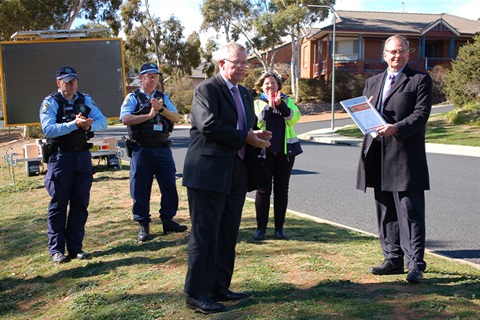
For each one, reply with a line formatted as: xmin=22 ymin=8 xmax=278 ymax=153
xmin=120 ymin=63 xmax=187 ymax=241
xmin=40 ymin=66 xmax=107 ymax=263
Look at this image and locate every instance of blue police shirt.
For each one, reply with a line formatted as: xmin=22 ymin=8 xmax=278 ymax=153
xmin=119 ymin=89 xmax=178 ymax=122
xmin=39 ymin=90 xmax=107 ymax=138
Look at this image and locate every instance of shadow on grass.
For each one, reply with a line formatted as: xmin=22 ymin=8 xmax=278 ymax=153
xmin=238 ymin=216 xmax=373 ymax=245
xmin=3 ymin=275 xmax=477 ymax=319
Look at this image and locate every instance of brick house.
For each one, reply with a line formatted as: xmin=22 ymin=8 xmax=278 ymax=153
xmin=247 ymin=42 xmax=293 ymax=69
xmin=300 ymin=11 xmax=480 ymax=80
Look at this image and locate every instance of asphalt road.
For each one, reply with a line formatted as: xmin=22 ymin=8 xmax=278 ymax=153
xmin=99 ymin=105 xmax=480 ymax=267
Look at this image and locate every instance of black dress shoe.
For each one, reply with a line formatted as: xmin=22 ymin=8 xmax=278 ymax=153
xmin=68 ymin=251 xmax=89 ymax=260
xmin=210 ymin=289 xmax=250 ymax=301
xmin=163 ymin=220 xmax=188 ymax=234
xmin=138 ymin=223 xmax=150 ymax=242
xmin=254 ymin=229 xmax=266 ymax=240
xmin=369 ymin=260 xmax=404 ymax=275
xmin=186 ymin=295 xmax=225 ymax=314
xmin=52 ymin=252 xmax=69 ymax=264
xmin=275 ymin=229 xmax=287 ymax=240
xmin=406 ymin=269 xmax=424 ymax=283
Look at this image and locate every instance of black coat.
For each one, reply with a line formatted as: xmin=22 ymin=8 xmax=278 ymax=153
xmin=182 ymin=73 xmax=257 ymax=193
xmin=356 ymin=65 xmax=433 ymax=192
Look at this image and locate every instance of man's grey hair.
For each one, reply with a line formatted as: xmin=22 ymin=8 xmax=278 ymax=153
xmin=384 ymin=34 xmax=410 ymax=51
xmin=213 ymin=42 xmax=246 ymax=62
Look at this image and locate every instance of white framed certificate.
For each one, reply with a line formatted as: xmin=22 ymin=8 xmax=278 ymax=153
xmin=340 ymin=96 xmax=386 ymax=138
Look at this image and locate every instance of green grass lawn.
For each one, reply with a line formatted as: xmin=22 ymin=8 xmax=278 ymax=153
xmin=336 ymin=114 xmax=480 ymax=147
xmin=0 ymin=164 xmax=479 ymax=319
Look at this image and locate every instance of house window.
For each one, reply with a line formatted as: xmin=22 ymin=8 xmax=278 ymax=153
xmin=313 ymin=42 xmax=318 ymax=65
xmin=334 ymin=39 xmax=358 ymax=61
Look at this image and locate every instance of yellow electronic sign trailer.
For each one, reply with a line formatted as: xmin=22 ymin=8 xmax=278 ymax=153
xmin=0 ymin=29 xmax=126 ymax=126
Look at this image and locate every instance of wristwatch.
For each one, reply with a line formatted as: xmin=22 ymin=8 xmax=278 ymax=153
xmin=159 ymin=107 xmax=165 ymax=113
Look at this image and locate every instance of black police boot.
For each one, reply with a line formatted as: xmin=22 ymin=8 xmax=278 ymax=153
xmin=138 ymin=223 xmax=150 ymax=242
xmin=162 ymin=220 xmax=187 ymax=235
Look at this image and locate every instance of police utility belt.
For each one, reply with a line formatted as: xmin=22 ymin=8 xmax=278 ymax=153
xmin=41 ymin=142 xmax=93 ymax=162
xmin=130 ymin=137 xmax=171 ymax=148
xmin=125 ymin=136 xmax=171 ymax=158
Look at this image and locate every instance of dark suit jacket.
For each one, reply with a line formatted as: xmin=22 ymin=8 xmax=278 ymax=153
xmin=356 ymin=64 xmax=433 ymax=192
xmin=182 ymin=73 xmax=257 ymax=193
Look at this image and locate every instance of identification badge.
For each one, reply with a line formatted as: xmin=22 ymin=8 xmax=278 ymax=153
xmin=153 ymin=124 xmax=163 ymax=131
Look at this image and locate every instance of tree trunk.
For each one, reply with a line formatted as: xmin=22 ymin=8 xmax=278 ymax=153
xmin=290 ymin=34 xmax=301 ymax=102
xmin=62 ymin=0 xmax=85 ymax=29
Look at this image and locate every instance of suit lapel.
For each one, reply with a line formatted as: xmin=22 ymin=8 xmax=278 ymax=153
xmin=238 ymin=86 xmax=254 ymax=128
xmin=216 ymin=74 xmax=236 ymax=109
xmin=383 ymin=65 xmax=412 ymax=105
xmin=215 ymin=73 xmax=252 ymax=128
xmin=372 ymin=71 xmax=387 ymax=110
xmin=388 ymin=65 xmax=410 ymax=98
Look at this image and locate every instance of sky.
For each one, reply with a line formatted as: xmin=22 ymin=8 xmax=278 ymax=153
xmin=148 ymin=0 xmax=479 ymax=43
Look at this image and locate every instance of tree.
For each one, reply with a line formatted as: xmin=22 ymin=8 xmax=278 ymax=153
xmin=271 ymin=0 xmax=334 ymax=101
xmin=200 ymin=0 xmax=251 ymax=43
xmin=0 ymin=0 xmax=122 ymax=41
xmin=200 ymin=38 xmax=219 ymax=78
xmin=121 ymin=0 xmax=201 ymax=77
xmin=199 ymin=0 xmax=335 ymax=101
xmin=200 ymin=0 xmax=283 ymax=72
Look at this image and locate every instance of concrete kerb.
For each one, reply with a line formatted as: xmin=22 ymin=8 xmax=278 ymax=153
xmin=298 ymin=127 xmax=480 ymax=158
xmin=298 ymin=127 xmax=363 ymax=146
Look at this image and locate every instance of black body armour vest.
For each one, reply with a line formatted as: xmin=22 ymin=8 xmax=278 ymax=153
xmin=127 ymin=89 xmax=174 ymax=147
xmin=47 ymin=92 xmax=93 ymax=151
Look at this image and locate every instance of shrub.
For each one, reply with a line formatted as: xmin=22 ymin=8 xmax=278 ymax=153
xmin=428 ymin=65 xmax=449 ymax=105
xmin=25 ymin=125 xmax=44 ymax=139
xmin=445 ymin=101 xmax=480 ymax=126
xmin=241 ymin=67 xmax=263 ymax=93
xmin=298 ymin=78 xmax=328 ymax=102
xmin=164 ymin=75 xmax=195 ymax=115
xmin=443 ymin=35 xmax=480 ymax=108
xmin=107 ymin=119 xmax=118 ymax=126
xmin=324 ymin=70 xmax=368 ymax=103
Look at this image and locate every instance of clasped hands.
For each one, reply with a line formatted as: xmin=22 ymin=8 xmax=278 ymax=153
xmin=267 ymin=91 xmax=282 ymax=108
xmin=148 ymin=98 xmax=164 ymax=118
xmin=246 ymin=129 xmax=272 ymax=148
xmin=75 ymin=112 xmax=94 ymax=130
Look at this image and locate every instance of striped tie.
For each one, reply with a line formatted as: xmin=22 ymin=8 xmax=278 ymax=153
xmin=384 ymin=74 xmax=396 ymax=100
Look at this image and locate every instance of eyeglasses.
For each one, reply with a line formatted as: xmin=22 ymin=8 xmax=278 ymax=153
xmin=223 ymin=59 xmax=248 ymax=68
xmin=384 ymin=49 xmax=408 ymax=55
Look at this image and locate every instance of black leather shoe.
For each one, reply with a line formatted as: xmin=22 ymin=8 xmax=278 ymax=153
xmin=275 ymin=229 xmax=287 ymax=240
xmin=186 ymin=295 xmax=225 ymax=314
xmin=369 ymin=260 xmax=404 ymax=275
xmin=138 ymin=223 xmax=150 ymax=242
xmin=406 ymin=269 xmax=424 ymax=283
xmin=52 ymin=252 xmax=69 ymax=264
xmin=163 ymin=220 xmax=187 ymax=234
xmin=254 ymin=229 xmax=266 ymax=240
xmin=68 ymin=251 xmax=89 ymax=260
xmin=210 ymin=289 xmax=250 ymax=301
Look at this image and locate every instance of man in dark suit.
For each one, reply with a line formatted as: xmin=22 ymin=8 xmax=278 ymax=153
xmin=356 ymin=34 xmax=432 ymax=283
xmin=182 ymin=42 xmax=272 ymax=314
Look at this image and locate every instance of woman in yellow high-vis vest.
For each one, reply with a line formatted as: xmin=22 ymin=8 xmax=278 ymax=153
xmin=252 ymin=71 xmax=302 ymax=240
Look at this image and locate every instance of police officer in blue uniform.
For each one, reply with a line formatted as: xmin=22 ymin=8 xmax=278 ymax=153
xmin=120 ymin=63 xmax=187 ymax=241
xmin=40 ymin=66 xmax=107 ymax=263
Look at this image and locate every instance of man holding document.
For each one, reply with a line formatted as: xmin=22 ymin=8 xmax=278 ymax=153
xmin=356 ymin=34 xmax=433 ymax=283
